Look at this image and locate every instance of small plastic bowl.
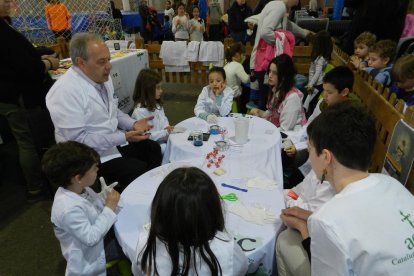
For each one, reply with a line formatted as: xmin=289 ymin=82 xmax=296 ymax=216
xmin=215 ymin=140 xmax=229 ymax=152
xmin=209 ymin=125 xmax=220 ymax=135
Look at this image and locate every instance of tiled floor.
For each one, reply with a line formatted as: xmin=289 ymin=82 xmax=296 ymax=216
xmin=0 ymin=83 xmax=202 ymax=275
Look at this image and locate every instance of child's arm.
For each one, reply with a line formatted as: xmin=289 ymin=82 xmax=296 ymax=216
xmin=172 ymin=16 xmax=178 ymax=33
xmin=236 ymin=63 xmax=250 ymax=84
xmin=217 ymin=87 xmax=234 ymax=116
xmin=60 ymin=203 xmax=117 ymax=247
xmin=306 ymin=57 xmax=326 ymax=89
xmin=194 ymin=86 xmax=211 ymax=118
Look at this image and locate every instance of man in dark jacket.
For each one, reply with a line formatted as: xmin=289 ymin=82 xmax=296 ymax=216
xmin=0 ymin=0 xmax=59 ymax=202
xmin=227 ymin=0 xmax=253 ymax=43
xmin=341 ymin=0 xmax=409 ymax=55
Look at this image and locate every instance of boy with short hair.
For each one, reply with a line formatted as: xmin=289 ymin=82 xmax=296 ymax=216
xmin=42 ymin=141 xmax=120 ymax=275
xmin=364 ymin=39 xmax=397 ymax=87
xmin=350 ymin=31 xmax=376 ymax=69
xmin=284 ymin=66 xmax=356 ymax=160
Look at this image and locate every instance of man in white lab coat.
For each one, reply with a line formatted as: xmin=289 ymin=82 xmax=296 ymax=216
xmin=279 ymin=102 xmax=414 ymax=276
xmin=46 ymin=33 xmax=161 ymax=191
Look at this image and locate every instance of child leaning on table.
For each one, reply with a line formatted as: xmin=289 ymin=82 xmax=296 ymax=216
xmin=194 ymin=66 xmax=234 ymax=124
xmin=130 ymin=167 xmax=249 ymax=275
xmin=131 ymin=69 xmax=173 ymax=153
xmin=350 ymin=31 xmax=376 ymax=70
xmin=364 ymin=39 xmax=397 ymax=87
xmin=42 ymin=141 xmax=121 ymax=276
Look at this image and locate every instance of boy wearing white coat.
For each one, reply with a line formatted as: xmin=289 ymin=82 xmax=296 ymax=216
xmin=42 ymin=141 xmax=121 ymax=276
xmin=194 ymin=67 xmax=234 ymax=124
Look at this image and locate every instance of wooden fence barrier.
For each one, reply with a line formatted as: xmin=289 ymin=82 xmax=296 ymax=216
xmin=331 ymin=45 xmax=414 ymax=194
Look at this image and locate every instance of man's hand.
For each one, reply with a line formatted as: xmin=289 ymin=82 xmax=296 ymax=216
xmin=247 ymin=22 xmax=255 ymax=30
xmin=285 ymin=145 xmax=297 ymax=157
xmin=125 ymin=131 xmax=150 ymax=142
xmin=133 ymin=116 xmax=153 ymax=133
xmin=282 ymin=206 xmax=312 ymax=220
xmin=249 ymin=108 xmax=263 ymax=117
xmin=280 ymin=207 xmax=312 ymax=239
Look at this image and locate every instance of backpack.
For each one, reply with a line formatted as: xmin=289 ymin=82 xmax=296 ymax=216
xmin=254 ymin=29 xmax=295 ymax=72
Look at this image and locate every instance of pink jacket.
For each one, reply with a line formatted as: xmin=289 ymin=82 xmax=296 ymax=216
xmin=254 ymin=29 xmax=295 ymax=72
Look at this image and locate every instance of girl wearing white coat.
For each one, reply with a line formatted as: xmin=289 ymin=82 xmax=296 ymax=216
xmin=129 ymin=167 xmax=248 ymax=275
xmin=194 ymin=67 xmax=234 ymax=124
xmin=131 ymin=69 xmax=173 ymax=153
xmin=43 ymin=141 xmax=121 ymax=276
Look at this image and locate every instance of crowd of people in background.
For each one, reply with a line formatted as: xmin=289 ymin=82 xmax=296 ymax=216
xmin=1 ymin=0 xmax=414 ymax=275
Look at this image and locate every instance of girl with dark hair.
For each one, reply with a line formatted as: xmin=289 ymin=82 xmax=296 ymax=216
xmin=131 ymin=69 xmax=173 ymax=153
xmin=303 ymin=30 xmax=333 ymax=117
xmin=250 ymin=54 xmax=306 ymax=131
xmin=194 ymin=67 xmax=234 ymax=123
xmin=132 ymin=167 xmax=248 ymax=275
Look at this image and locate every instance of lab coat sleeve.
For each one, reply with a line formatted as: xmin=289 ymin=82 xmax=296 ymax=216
xmin=279 ymin=93 xmax=302 ymax=131
xmin=236 ymin=63 xmax=250 ymax=84
xmin=117 ymin=109 xmax=135 ymax=130
xmin=218 ymin=87 xmax=234 ymax=116
xmin=308 ymin=215 xmax=349 ymax=276
xmin=172 ymin=16 xmax=178 ymax=34
xmin=233 ymin=241 xmax=249 ymax=275
xmin=131 ymin=107 xmax=169 ymax=142
xmin=61 ymin=206 xmax=116 ymax=247
xmin=194 ymin=86 xmax=211 ymax=117
xmin=260 ymin=2 xmax=286 ymax=45
xmin=307 ymin=57 xmax=326 ymax=88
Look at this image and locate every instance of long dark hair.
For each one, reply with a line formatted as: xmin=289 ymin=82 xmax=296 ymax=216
xmin=140 ymin=167 xmax=225 ymax=275
xmin=132 ymin=69 xmax=162 ymax=112
xmin=311 ymin=30 xmax=333 ymax=61
xmin=268 ymin=54 xmax=296 ymax=109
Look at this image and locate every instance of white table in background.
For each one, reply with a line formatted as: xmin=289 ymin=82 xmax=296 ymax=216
xmin=162 ymin=116 xmax=283 ymax=191
xmin=114 ymin=159 xmax=285 ymax=275
xmin=50 ymin=49 xmax=148 ymax=113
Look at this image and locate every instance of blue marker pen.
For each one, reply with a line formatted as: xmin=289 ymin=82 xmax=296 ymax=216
xmin=221 ymin=183 xmax=248 ymax=192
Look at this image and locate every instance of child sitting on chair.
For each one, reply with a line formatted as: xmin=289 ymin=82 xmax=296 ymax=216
xmin=130 ymin=167 xmax=248 ymax=275
xmin=391 ymin=54 xmax=414 ymax=112
xmin=364 ymin=39 xmax=396 ymax=87
xmin=194 ymin=67 xmax=234 ymax=124
xmin=224 ymin=42 xmax=250 ymax=112
xmin=350 ymin=32 xmax=376 ymax=70
xmin=42 ymin=141 xmax=121 ymax=275
xmin=131 ymin=69 xmax=173 ymax=153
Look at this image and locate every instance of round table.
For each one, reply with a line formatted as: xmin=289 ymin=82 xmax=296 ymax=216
xmin=114 ymin=159 xmax=285 ymax=275
xmin=162 ymin=116 xmax=283 ymax=188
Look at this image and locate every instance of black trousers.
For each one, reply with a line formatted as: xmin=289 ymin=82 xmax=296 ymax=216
xmin=98 ymin=139 xmax=162 ymax=191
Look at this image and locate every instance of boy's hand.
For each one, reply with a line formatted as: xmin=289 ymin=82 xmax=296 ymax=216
xmin=133 ymin=117 xmax=154 ymax=133
xmin=105 ymin=190 xmax=120 ymax=211
xmin=249 ymin=108 xmax=262 ymax=117
xmin=165 ymin=125 xmax=174 ymax=133
xmin=285 ymin=145 xmax=297 ymax=157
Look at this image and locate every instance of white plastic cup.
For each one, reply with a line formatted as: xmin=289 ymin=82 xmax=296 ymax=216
xmin=234 ymin=117 xmax=250 ymax=144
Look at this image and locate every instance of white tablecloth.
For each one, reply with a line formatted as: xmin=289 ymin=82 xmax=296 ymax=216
xmin=162 ymin=116 xmax=284 ymax=192
xmin=114 ymin=159 xmax=285 ymax=275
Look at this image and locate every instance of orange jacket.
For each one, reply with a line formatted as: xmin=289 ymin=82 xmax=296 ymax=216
xmin=45 ymin=3 xmax=71 ymax=31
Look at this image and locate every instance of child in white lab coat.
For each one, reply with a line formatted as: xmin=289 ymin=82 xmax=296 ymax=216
xmin=194 ymin=66 xmax=234 ymax=123
xmin=131 ymin=69 xmax=173 ymax=153
xmin=130 ymin=167 xmax=248 ymax=275
xmin=42 ymin=141 xmax=121 ymax=276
